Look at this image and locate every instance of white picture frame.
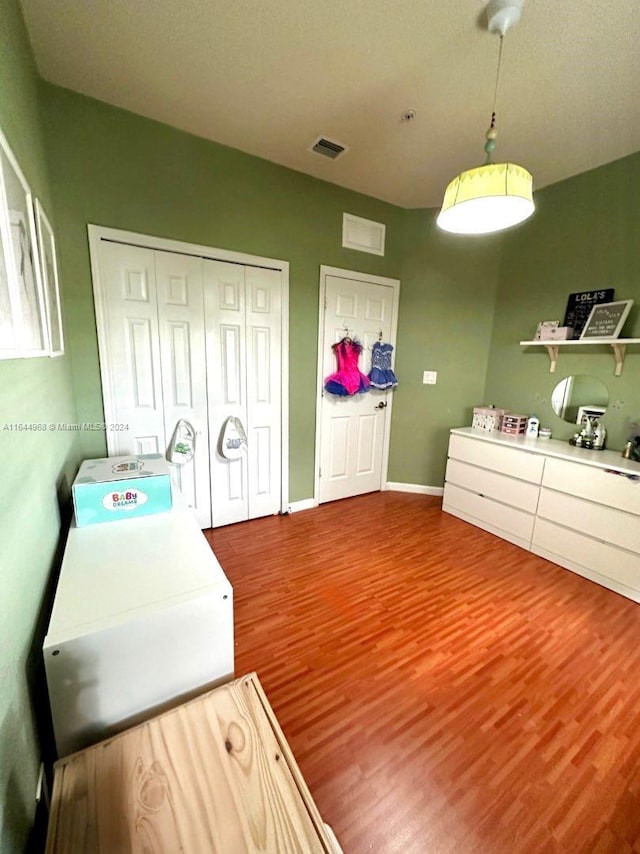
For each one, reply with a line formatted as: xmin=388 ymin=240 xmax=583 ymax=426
xmin=0 ymin=147 xmax=20 ymax=358
xmin=580 ymin=299 xmax=634 ymax=340
xmin=34 ymin=199 xmax=64 ymax=356
xmin=0 ymin=127 xmax=47 ymax=358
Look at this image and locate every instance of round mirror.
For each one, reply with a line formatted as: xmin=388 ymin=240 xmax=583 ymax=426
xmin=551 ymin=375 xmax=609 ymax=424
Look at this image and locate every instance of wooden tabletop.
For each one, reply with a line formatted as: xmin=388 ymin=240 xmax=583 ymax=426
xmin=46 ymin=673 xmax=336 ymax=853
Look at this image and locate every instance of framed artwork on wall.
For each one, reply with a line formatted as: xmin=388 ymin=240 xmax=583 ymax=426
xmin=0 ymin=128 xmax=47 ymax=358
xmin=34 ymin=199 xmax=64 ymax=356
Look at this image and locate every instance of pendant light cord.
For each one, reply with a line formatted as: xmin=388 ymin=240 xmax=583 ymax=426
xmin=490 ymin=35 xmax=504 ymax=130
xmin=484 ymin=34 xmax=504 ymax=162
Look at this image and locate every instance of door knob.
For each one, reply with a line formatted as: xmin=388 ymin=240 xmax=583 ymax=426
xmin=375 ymin=401 xmax=387 ymax=410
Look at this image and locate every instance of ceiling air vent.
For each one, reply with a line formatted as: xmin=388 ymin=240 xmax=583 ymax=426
xmin=310 ymin=136 xmax=347 ymax=160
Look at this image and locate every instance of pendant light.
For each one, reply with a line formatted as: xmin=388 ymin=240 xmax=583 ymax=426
xmin=437 ymin=0 xmax=534 ymax=235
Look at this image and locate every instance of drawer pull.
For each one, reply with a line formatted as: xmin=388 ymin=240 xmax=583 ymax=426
xmin=604 ymin=468 xmax=640 ymax=483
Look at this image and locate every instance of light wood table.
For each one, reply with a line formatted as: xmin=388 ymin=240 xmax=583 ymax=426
xmin=46 ymin=673 xmax=340 ymax=853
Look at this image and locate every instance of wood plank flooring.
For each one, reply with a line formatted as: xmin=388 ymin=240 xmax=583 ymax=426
xmin=205 ymin=492 xmax=640 ymax=854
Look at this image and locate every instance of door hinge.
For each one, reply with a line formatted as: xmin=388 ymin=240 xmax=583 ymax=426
xmin=319 ymin=467 xmax=322 ymax=478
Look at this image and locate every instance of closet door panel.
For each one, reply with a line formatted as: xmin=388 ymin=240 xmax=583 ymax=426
xmin=97 ymin=242 xmax=165 ymax=457
xmin=246 ymin=267 xmax=282 ymax=520
xmin=155 ymin=251 xmax=211 ymax=528
xmin=204 ymin=260 xmax=249 ymax=527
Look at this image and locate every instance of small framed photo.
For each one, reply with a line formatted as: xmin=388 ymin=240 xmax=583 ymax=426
xmin=580 ymin=299 xmax=634 ymax=339
xmin=34 ymin=199 xmax=64 ymax=356
xmin=0 ymin=127 xmax=47 ymax=357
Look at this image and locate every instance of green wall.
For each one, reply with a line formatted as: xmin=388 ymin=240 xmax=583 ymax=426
xmin=39 ymin=84 xmax=409 ymax=501
xmin=390 ymin=211 xmax=502 ymax=486
xmin=485 ymin=153 xmax=640 ymax=450
xmin=40 ymin=83 xmax=502 ymax=499
xmin=0 ymin=1 xmax=80 ymax=851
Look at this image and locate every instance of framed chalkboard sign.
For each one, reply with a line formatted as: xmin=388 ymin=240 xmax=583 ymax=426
xmin=580 ymin=299 xmax=634 ymax=339
xmin=563 ymin=289 xmax=614 ymax=338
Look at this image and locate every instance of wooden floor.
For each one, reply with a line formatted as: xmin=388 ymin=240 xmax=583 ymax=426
xmin=206 ymin=492 xmax=640 ymax=854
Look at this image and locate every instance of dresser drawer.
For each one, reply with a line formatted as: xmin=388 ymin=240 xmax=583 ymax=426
xmin=532 ymin=518 xmax=640 ymax=593
xmin=537 ymin=488 xmax=640 ymax=554
xmin=448 ymin=434 xmax=544 ymax=484
xmin=542 ymin=457 xmax=640 ymax=517
xmin=445 ymin=458 xmax=540 ymax=513
xmin=443 ymin=483 xmax=535 ymax=546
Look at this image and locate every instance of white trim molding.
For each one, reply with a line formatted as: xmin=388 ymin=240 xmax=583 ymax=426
xmin=287 ymin=498 xmax=318 ymax=514
xmin=385 ymin=482 xmax=444 ymax=496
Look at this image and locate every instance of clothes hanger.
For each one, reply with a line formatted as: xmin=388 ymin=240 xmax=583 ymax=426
xmin=336 ymin=324 xmax=352 ymax=345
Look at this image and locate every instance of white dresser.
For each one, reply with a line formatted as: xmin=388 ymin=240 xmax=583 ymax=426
xmin=443 ymin=428 xmax=640 ymax=602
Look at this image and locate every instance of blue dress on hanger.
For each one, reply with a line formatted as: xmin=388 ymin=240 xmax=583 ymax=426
xmin=368 ymin=342 xmax=398 ymax=389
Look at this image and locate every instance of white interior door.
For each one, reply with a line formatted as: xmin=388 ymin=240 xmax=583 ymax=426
xmin=204 ymin=261 xmax=248 ymax=526
xmin=96 ymin=241 xmax=165 ymax=457
xmin=245 ymin=266 xmax=283 ymax=520
xmin=94 ymin=241 xmax=212 ymax=527
xmin=317 ymin=268 xmax=399 ymax=504
xmin=155 ymin=250 xmax=211 ymax=526
xmin=205 ymin=260 xmax=282 ymax=527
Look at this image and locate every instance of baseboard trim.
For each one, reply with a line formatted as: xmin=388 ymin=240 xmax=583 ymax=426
xmin=287 ymin=498 xmax=318 ymax=514
xmin=385 ymin=482 xmax=444 ymax=496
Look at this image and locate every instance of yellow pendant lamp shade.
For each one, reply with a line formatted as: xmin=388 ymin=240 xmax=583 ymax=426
xmin=437 ymin=0 xmax=534 ymax=236
xmin=437 ymin=162 xmax=534 ymax=235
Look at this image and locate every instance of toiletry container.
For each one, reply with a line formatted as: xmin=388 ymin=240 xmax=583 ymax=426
xmin=526 ymin=416 xmax=540 ymax=438
xmin=593 ymin=422 xmax=607 ymax=451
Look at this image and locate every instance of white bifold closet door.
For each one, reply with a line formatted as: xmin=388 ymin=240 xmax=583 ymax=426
xmin=95 ymin=241 xmax=282 ymax=529
xmin=97 ymin=242 xmax=211 ymax=526
xmin=204 ymin=260 xmax=282 ymax=527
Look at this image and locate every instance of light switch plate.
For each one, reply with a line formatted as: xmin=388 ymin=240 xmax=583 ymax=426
xmin=423 ymin=371 xmax=438 ymax=385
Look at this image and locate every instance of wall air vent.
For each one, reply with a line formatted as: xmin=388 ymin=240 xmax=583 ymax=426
xmin=342 ymin=213 xmax=386 ymax=256
xmin=310 ymin=137 xmax=347 ymax=160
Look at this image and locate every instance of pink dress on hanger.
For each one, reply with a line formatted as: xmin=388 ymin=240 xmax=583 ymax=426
xmin=324 ymin=338 xmax=370 ymax=396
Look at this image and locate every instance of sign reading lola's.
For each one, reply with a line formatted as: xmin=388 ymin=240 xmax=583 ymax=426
xmin=563 ymin=289 xmax=614 ymax=338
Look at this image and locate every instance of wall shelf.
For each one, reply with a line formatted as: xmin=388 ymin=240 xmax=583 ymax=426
xmin=519 ymin=339 xmax=640 ymax=376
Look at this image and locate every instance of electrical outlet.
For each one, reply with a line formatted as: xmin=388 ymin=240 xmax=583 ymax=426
xmin=423 ymin=371 xmax=438 ymax=385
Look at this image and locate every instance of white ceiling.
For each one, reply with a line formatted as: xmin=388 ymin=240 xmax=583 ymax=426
xmin=20 ymin=0 xmax=640 ymax=209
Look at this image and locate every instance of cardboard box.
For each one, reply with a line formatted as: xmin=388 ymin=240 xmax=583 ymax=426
xmin=73 ymin=455 xmax=172 ymax=527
